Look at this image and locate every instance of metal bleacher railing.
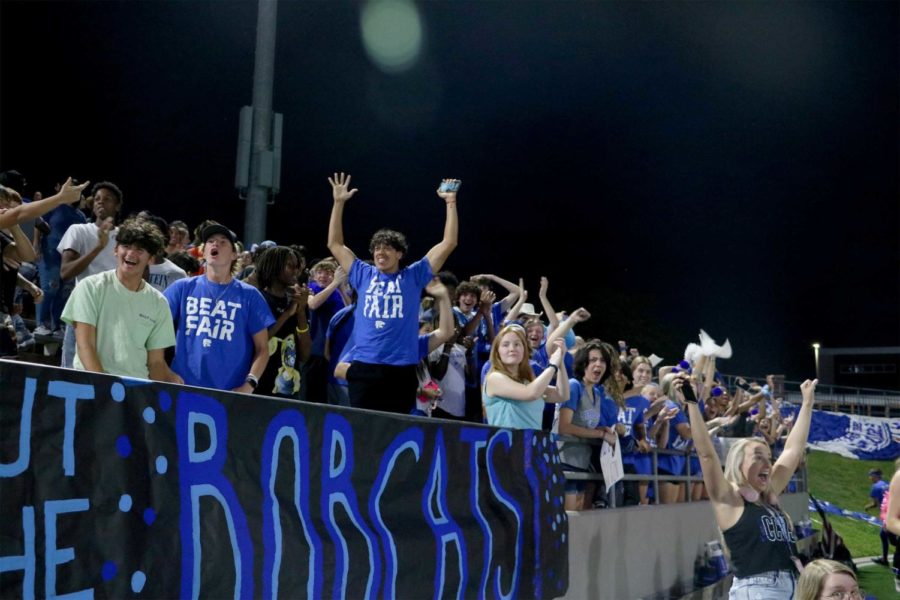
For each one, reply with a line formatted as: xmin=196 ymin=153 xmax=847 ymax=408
xmin=719 ymin=374 xmax=898 ymax=418
xmin=555 ymin=433 xmax=809 ymax=509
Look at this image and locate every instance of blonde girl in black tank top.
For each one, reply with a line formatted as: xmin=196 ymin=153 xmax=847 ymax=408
xmin=678 ymin=375 xmax=818 ymax=600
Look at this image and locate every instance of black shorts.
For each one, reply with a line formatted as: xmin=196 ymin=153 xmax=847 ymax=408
xmin=347 ymin=361 xmax=418 ymax=415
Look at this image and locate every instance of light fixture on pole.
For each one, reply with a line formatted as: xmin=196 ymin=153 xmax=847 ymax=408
xmin=812 ymin=343 xmax=820 ymax=380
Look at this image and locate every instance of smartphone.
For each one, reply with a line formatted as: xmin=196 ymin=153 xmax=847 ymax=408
xmin=736 ymin=381 xmax=751 ymax=392
xmin=681 ymin=380 xmax=698 ymax=404
xmin=438 ymin=179 xmax=461 ymax=193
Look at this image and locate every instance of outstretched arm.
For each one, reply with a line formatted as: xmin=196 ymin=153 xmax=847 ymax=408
xmin=679 ymin=376 xmax=732 ymax=504
xmin=0 ymin=178 xmax=89 ymax=230
xmin=327 ymin=173 xmax=358 ymax=272
xmin=545 ymin=307 xmax=590 ymax=352
xmin=770 ymin=379 xmax=817 ymax=495
xmin=425 ymin=179 xmax=459 ymax=273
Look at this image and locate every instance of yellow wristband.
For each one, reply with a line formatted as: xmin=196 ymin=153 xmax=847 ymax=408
xmin=296 ymin=325 xmax=310 ymax=334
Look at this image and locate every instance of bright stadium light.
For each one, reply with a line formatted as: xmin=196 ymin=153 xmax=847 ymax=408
xmin=812 ymin=343 xmax=821 ymax=379
xmin=360 ymin=0 xmax=423 ymax=74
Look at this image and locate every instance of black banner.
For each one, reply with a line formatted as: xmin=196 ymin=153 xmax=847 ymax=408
xmin=0 ymin=361 xmax=568 ymax=599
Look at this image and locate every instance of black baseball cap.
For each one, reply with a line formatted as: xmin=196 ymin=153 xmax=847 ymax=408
xmin=201 ymin=224 xmax=237 ymax=245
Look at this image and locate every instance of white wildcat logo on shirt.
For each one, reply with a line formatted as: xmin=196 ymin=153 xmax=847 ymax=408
xmin=760 ymin=514 xmax=796 ymax=543
xmin=363 ymin=275 xmax=404 ymax=320
xmin=184 ymin=296 xmax=241 ymax=341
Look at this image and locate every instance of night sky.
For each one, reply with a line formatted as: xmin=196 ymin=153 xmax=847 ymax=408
xmin=2 ymin=1 xmax=898 ymax=382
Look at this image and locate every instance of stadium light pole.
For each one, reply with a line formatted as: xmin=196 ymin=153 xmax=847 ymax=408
xmin=812 ymin=343 xmax=820 ymax=380
xmin=243 ymin=0 xmax=278 ymax=245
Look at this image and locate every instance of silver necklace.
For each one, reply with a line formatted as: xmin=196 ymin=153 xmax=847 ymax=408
xmin=203 ymin=276 xmax=236 ymax=308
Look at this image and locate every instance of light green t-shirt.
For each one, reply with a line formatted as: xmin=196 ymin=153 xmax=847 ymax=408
xmin=62 ymin=270 xmax=176 ymax=379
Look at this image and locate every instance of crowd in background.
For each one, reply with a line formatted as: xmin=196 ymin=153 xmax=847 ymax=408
xmin=2 ymin=169 xmax=797 ymax=512
xmin=6 ymin=168 xmax=900 ymax=597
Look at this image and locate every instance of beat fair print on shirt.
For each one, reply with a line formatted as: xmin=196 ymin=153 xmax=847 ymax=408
xmin=183 ymin=295 xmax=241 ymax=345
xmin=362 ymin=275 xmax=405 ymax=327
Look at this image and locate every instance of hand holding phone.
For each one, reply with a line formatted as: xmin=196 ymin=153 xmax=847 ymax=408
xmin=680 ymin=378 xmax=698 ymax=405
xmin=438 ymin=179 xmax=461 ymax=193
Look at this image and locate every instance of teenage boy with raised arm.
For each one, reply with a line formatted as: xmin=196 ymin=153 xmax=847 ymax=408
xmin=327 ymin=172 xmax=459 ymax=414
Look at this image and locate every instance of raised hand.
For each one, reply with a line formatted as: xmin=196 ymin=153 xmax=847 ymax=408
xmin=436 ymin=179 xmax=460 ymax=203
xmin=662 ymin=406 xmax=680 ymax=421
xmin=479 ymin=289 xmax=496 ymax=314
xmin=334 ymin=265 xmax=348 ymax=285
xmin=799 ymin=379 xmax=818 ymax=404
xmin=569 ymin=307 xmax=591 ymax=323
xmin=59 ymin=177 xmax=90 ymax=205
xmin=97 ymin=217 xmax=114 ymax=249
xmin=425 ymin=277 xmax=449 ymax=299
xmin=290 ymin=283 xmax=310 ymax=310
xmin=328 ymin=172 xmax=358 ymax=204
xmin=539 ymin=276 xmax=549 ymax=297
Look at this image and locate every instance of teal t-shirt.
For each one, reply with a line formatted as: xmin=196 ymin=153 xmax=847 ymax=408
xmin=483 ymin=374 xmax=545 ymax=430
xmin=62 ymin=270 xmax=176 ymax=379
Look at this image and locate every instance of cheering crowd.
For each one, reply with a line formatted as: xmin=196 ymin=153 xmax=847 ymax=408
xmin=3 ymin=170 xmax=803 ymax=505
xmin=4 ymin=169 xmax=900 ymax=599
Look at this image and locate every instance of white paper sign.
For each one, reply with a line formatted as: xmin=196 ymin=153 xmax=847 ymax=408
xmin=600 ymin=434 xmax=624 ymax=493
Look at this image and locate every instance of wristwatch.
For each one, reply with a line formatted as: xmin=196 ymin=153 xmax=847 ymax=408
xmin=246 ymin=374 xmax=259 ymax=390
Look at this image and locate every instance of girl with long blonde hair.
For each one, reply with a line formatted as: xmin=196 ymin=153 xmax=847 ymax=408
xmin=682 ymin=375 xmax=819 ymax=599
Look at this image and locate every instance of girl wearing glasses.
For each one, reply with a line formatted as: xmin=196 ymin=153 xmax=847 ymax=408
xmin=795 ymin=559 xmax=864 ymax=600
xmin=483 ymin=323 xmax=569 ymax=430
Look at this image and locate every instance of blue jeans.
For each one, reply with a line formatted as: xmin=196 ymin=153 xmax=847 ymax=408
xmin=61 ymin=322 xmax=76 ymax=368
xmin=37 ymin=257 xmax=72 ymax=330
xmin=729 ymin=570 xmax=796 ymax=600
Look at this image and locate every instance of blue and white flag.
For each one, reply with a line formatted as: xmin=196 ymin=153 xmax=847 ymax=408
xmin=808 ymin=497 xmax=883 ymax=528
xmin=783 ymin=407 xmax=900 ymax=460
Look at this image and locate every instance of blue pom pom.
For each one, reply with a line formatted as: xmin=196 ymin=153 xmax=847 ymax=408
xmin=679 ymin=360 xmax=690 ymax=369
xmin=671 ymin=367 xmax=680 ymax=373
xmin=712 ymin=386 xmax=724 ymax=397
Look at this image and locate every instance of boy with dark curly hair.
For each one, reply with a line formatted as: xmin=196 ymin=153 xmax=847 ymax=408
xmin=61 ymin=218 xmax=180 ymax=382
